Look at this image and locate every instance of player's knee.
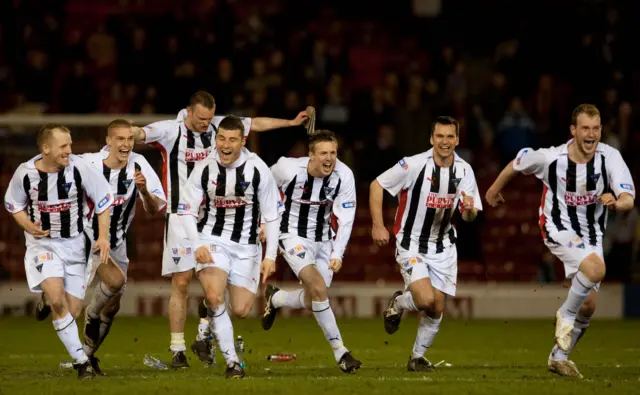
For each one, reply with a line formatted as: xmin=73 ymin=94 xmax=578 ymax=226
xmin=171 ymin=275 xmax=191 ymax=296
xmin=69 ymin=303 xmax=83 ymax=319
xmin=204 ymin=293 xmax=225 ymax=310
xmin=412 ymin=289 xmax=435 ymax=311
xmin=231 ymin=302 xmax=252 ymax=319
xmin=308 ymin=278 xmax=328 ymax=301
xmin=580 ymin=254 xmax=606 ymax=282
xmin=48 ymin=295 xmax=67 ymax=315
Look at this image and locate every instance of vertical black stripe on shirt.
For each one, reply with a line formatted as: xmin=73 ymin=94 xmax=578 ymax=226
xmin=586 ymin=157 xmax=598 ymax=246
xmin=37 ymin=171 xmax=50 ymax=232
xmin=109 ymin=168 xmax=128 ymax=248
xmin=400 ymin=164 xmax=426 ymax=250
xmin=169 ymin=128 xmax=181 ymax=213
xmin=598 ymin=155 xmax=609 ymax=236
xmin=56 ymin=169 xmax=71 ymax=238
xmin=231 ymin=164 xmax=247 ymax=243
xmin=248 ymin=169 xmax=261 ymax=244
xmin=22 ymin=174 xmax=35 ymax=222
xmin=120 ymin=162 xmax=140 ymax=241
xmin=314 ymin=177 xmax=331 ymax=242
xmin=418 ymin=165 xmax=440 ymax=254
xmin=548 ymin=160 xmax=565 ymax=231
xmin=280 ymin=176 xmax=297 ymax=234
xmin=328 ymin=179 xmax=342 ymax=239
xmin=565 ymin=160 xmax=583 ymax=237
xmin=186 ymin=130 xmax=196 ymax=178
xmin=435 ymin=166 xmax=457 ymax=253
xmin=197 ymin=165 xmax=211 ymax=232
xmin=211 ymin=163 xmax=227 ymax=236
xmin=297 ymin=176 xmax=315 ymax=238
xmin=73 ymin=168 xmax=84 ymax=234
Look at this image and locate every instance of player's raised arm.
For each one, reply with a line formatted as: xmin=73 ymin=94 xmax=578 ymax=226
xmin=250 ymin=110 xmax=310 ymax=133
xmin=331 ymin=170 xmax=357 ymax=263
xmin=4 ymin=165 xmax=50 ymax=238
xmin=134 ymin=156 xmax=167 ymax=214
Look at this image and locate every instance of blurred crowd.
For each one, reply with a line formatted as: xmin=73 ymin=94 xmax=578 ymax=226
xmin=1 ymin=0 xmax=639 ymax=281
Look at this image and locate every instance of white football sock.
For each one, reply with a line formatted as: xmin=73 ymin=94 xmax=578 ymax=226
xmin=87 ymin=282 xmax=115 ymax=319
xmin=312 ymin=300 xmax=348 ymax=361
xmin=551 ymin=313 xmax=591 ymax=361
xmin=411 ymin=311 xmax=442 ymax=359
xmin=53 ymin=313 xmax=88 ymax=364
xmin=559 ymin=272 xmax=596 ymax=324
xmin=209 ymin=304 xmax=239 ymax=366
xmin=272 ymin=289 xmax=305 ymax=309
xmin=170 ymin=332 xmax=186 ymax=352
xmin=395 ymin=291 xmax=418 ymax=312
xmin=197 ymin=318 xmax=211 ymax=341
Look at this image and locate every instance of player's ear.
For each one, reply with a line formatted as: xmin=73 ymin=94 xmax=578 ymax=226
xmin=106 ymin=135 xmax=112 ymax=146
xmin=241 ymin=135 xmax=247 ymax=146
xmin=569 ymin=125 xmax=576 ymax=137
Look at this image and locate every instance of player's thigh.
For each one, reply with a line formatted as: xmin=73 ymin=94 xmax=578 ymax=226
xmin=228 ymin=284 xmax=257 ymax=318
xmin=65 ymin=292 xmax=84 ymax=319
xmin=198 ymin=266 xmax=229 ymax=306
xmin=315 ymin=240 xmax=334 ymax=287
xmin=227 ymin=243 xmax=261 ymax=296
xmin=162 ymin=214 xmax=196 ymax=277
xmin=298 ymin=265 xmax=329 ymax=299
xmin=279 ymin=237 xmax=317 ymax=280
xmin=425 ymin=246 xmax=458 ymax=297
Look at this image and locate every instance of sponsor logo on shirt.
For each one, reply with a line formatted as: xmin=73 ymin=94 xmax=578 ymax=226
xmin=295 ymin=199 xmax=330 ymax=206
xmin=425 ymin=193 xmax=456 ymax=209
xmin=564 ymin=191 xmax=598 ymax=207
xmin=185 ymin=148 xmax=211 ymax=162
xmin=38 ymin=199 xmax=73 ymax=213
xmin=516 ymin=149 xmax=529 ymax=165
xmin=98 ymin=194 xmax=111 ymax=209
xmin=398 ymin=159 xmax=408 ymax=170
xmin=621 ymin=183 xmax=633 ymax=191
xmin=342 ymin=201 xmax=355 ymax=209
xmin=213 ymin=196 xmax=248 ymax=208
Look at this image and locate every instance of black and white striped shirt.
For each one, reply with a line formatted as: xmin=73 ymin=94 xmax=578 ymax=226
xmin=513 ymin=141 xmax=635 ymax=246
xmin=81 ymin=151 xmax=166 ymax=248
xmin=177 ymin=148 xmax=281 ymax=245
xmin=272 ymin=157 xmax=356 ymax=260
xmin=377 ymin=149 xmax=482 ymax=254
xmin=143 ymin=116 xmax=252 ymax=214
xmin=4 ymin=154 xmax=113 ymax=240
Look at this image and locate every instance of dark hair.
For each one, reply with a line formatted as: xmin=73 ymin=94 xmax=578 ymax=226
xmin=106 ymin=119 xmax=132 ymax=134
xmin=571 ymin=103 xmax=600 ymax=126
xmin=430 ymin=116 xmax=459 ymax=136
xmin=309 ymin=129 xmax=338 ymax=152
xmin=36 ymin=124 xmax=70 ymax=150
xmin=218 ymin=115 xmax=245 ymax=137
xmin=189 ymin=91 xmax=216 ymax=109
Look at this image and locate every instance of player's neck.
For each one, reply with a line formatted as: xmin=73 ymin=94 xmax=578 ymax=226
xmin=307 ymin=163 xmax=327 ymax=179
xmin=433 ymin=152 xmax=454 ymax=168
xmin=35 ymin=156 xmax=64 ymax=173
xmin=567 ymin=142 xmax=594 ymax=164
xmin=103 ymin=153 xmax=127 ymax=169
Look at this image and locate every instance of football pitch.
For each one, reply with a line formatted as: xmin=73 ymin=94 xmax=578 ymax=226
xmin=0 ymin=317 xmax=638 ymax=394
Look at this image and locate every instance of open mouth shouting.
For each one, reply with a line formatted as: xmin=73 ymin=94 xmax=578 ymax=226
xmin=583 ymin=139 xmax=596 ymax=150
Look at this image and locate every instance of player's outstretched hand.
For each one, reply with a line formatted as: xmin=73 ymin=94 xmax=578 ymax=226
xmin=461 ymin=191 xmax=474 ymax=211
xmin=26 ymin=220 xmax=50 ymax=239
xmin=259 ymin=223 xmax=266 ymax=243
xmin=329 ymin=258 xmax=342 ymax=273
xmin=260 ymin=258 xmax=276 ymax=284
xmin=371 ymin=225 xmax=390 ymax=247
xmin=485 ymin=186 xmax=506 ymax=207
xmin=134 ymin=170 xmax=147 ymax=193
xmin=195 ymin=246 xmax=214 ymax=264
xmin=94 ymin=237 xmax=110 ymax=264
xmin=600 ymin=193 xmax=617 ymax=210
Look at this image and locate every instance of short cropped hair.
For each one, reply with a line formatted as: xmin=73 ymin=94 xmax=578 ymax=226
xmin=36 ymin=124 xmax=70 ymax=150
xmin=309 ymin=130 xmax=338 ymax=153
xmin=571 ymin=104 xmax=600 ymax=126
xmin=218 ymin=115 xmax=245 ymax=137
xmin=107 ymin=119 xmax=132 ymax=135
xmin=430 ymin=116 xmax=459 ymax=136
xmin=189 ymin=91 xmax=216 ymax=109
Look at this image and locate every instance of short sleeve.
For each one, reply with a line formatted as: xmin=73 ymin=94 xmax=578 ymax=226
xmin=143 ymin=120 xmax=178 ymax=150
xmin=512 ymin=147 xmax=549 ymax=179
xmin=74 ymin=157 xmax=113 ymax=214
xmin=4 ymin=164 xmax=29 ymax=214
xmin=606 ymin=148 xmax=635 ymax=199
xmin=257 ymin=164 xmax=282 ymax=223
xmin=376 ymin=157 xmax=416 ymax=197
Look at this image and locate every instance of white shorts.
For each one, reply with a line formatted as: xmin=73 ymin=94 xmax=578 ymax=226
xmin=24 ymin=234 xmax=89 ymax=300
xmin=196 ymin=237 xmax=262 ymax=294
xmin=544 ymin=230 xmax=603 ymax=291
xmin=396 ymin=244 xmax=458 ymax=296
xmin=86 ymin=239 xmax=129 ymax=294
xmin=161 ymin=214 xmax=197 ymax=277
xmin=279 ymin=235 xmax=333 ymax=287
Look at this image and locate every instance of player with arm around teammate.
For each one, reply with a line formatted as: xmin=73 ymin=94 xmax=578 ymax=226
xmin=260 ymin=130 xmax=362 ymax=373
xmin=129 ymin=91 xmax=309 ymax=367
xmin=485 ymin=104 xmax=635 ymax=378
xmin=370 ymin=116 xmax=482 ymax=372
xmin=4 ymin=125 xmax=113 ymax=379
xmin=177 ymin=116 xmax=282 ymax=378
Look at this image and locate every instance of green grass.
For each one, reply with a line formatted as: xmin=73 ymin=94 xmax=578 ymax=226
xmin=0 ymin=317 xmax=638 ymax=394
